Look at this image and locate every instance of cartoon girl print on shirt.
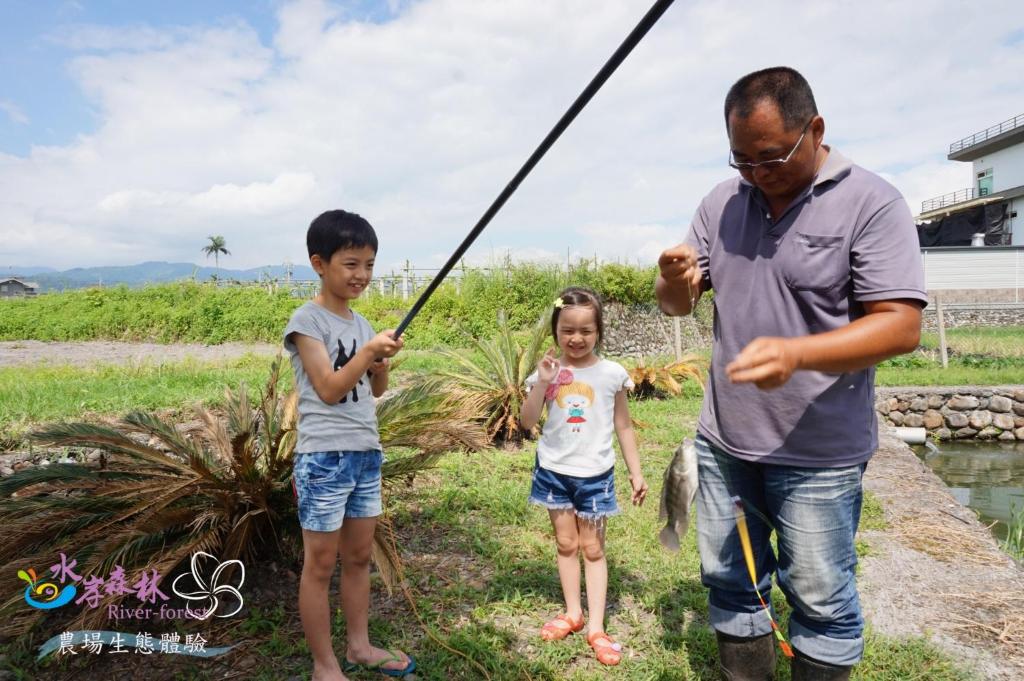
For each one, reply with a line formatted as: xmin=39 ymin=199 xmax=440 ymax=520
xmin=556 ymin=382 xmax=595 ymax=433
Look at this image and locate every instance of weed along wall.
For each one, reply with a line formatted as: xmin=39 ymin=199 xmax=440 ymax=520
xmin=876 ymin=386 xmax=1024 ymax=441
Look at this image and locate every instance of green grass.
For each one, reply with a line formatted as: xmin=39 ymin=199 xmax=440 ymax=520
xmin=1001 ymin=504 xmax=1024 ymax=562
xmin=875 ymin=347 xmax=1024 ymax=386
xmin=875 ymin=365 xmax=1023 ymax=386
xmin=874 ymin=324 xmax=1024 ymax=385
xmin=0 ymin=354 xmax=287 ymax=434
xmin=920 ymin=325 xmax=1024 ymax=358
xmin=0 ymin=358 xmax=982 ymax=679
xmin=860 ymin=491 xmax=886 ymax=532
xmin=0 ymin=263 xmax=662 ymax=348
xmin=329 ymin=394 xmax=970 ymax=680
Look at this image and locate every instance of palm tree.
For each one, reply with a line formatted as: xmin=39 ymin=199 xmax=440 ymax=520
xmin=202 ymin=235 xmax=230 ymax=272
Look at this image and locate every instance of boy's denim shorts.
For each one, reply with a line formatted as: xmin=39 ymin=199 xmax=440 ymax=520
xmin=528 ymin=461 xmax=619 ymax=521
xmin=292 ymin=451 xmax=383 ymax=532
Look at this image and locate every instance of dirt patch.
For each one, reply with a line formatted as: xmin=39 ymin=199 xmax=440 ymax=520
xmin=0 ymin=340 xmax=277 ymax=368
xmin=860 ymin=427 xmax=1024 ymax=680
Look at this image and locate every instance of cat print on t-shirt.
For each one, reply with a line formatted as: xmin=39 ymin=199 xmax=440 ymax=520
xmin=333 ymin=337 xmax=363 ymax=404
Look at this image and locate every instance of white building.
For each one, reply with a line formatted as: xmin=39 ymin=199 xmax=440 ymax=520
xmin=916 ymin=113 xmax=1024 ymax=303
xmin=918 ymin=112 xmax=1024 ymax=244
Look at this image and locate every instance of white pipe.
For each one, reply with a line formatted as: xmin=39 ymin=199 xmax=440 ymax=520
xmin=895 ymin=427 xmax=927 ymax=445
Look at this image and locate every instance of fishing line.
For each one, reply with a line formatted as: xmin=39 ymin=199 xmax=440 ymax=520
xmin=732 ymin=496 xmax=794 ymax=659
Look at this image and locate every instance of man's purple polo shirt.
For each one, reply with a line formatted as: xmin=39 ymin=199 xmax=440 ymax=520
xmin=684 ymin=148 xmax=927 ymax=467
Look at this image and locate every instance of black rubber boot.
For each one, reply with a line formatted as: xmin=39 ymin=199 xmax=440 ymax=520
xmin=790 ymin=650 xmax=852 ymax=681
xmin=716 ymin=630 xmax=776 ymax=681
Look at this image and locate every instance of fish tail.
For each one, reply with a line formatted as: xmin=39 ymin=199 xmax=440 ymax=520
xmin=676 ymin=517 xmax=690 ymax=537
xmin=659 ymin=525 xmax=680 ymax=551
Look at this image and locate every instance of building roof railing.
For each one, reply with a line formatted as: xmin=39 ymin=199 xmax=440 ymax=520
xmin=949 ymin=113 xmax=1024 ymax=155
xmin=921 ymin=186 xmax=986 ymax=213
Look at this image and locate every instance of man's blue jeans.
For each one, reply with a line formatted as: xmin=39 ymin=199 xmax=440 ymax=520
xmin=695 ymin=434 xmax=866 ymax=667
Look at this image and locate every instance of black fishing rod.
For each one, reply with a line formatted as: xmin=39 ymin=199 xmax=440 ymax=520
xmin=393 ymin=0 xmax=676 ymax=339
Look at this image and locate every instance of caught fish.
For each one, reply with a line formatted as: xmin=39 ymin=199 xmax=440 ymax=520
xmin=658 ymin=438 xmax=698 ymax=551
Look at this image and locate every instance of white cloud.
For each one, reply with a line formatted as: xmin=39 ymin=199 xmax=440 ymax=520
xmin=0 ymin=101 xmax=29 ymax=125
xmin=879 ymin=163 xmax=973 ymax=219
xmin=575 ymin=222 xmax=679 ymax=265
xmin=49 ymin=24 xmax=185 ymax=52
xmin=97 ymin=172 xmax=316 ymax=216
xmin=2 ymin=0 xmax=1023 ymax=271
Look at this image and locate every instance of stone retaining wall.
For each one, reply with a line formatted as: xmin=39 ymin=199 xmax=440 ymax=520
xmin=600 ymin=301 xmax=1023 ymax=357
xmin=875 ymin=386 xmax=1024 ymax=441
xmin=921 ymin=305 xmax=1024 ymax=331
xmin=601 ymin=303 xmax=711 ymax=357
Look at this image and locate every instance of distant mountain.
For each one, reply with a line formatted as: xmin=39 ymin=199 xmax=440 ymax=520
xmin=12 ymin=261 xmax=318 ymax=291
xmin=3 ymin=266 xmax=57 ymax=277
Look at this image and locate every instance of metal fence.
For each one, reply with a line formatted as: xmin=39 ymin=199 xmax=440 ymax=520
xmin=212 ymin=261 xmax=540 ymax=300
xmin=949 ymin=112 xmax=1024 ymax=155
xmin=920 ymin=186 xmax=983 ymax=213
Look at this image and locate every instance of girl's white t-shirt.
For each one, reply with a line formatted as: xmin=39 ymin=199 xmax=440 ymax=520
xmin=526 ymin=358 xmax=634 ymax=477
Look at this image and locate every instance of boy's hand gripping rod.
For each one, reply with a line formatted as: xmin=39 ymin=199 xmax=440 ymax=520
xmin=393 ymin=0 xmax=677 ymax=339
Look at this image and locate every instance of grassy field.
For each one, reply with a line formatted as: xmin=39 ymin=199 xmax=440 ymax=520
xmin=2 ymin=345 xmax=1020 ymax=444
xmin=0 ymin=355 xmax=284 ymax=435
xmin=875 ymin=363 xmax=1023 ymax=386
xmin=920 ymin=325 xmax=1024 ymax=358
xmin=3 ymin=365 xmax=976 ymax=680
xmin=327 ymin=395 xmax=971 ymax=680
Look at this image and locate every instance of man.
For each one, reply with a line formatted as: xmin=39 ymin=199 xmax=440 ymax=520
xmin=656 ymin=67 xmax=926 ymax=680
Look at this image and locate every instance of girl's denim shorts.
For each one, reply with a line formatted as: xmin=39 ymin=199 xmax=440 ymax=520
xmin=292 ymin=450 xmax=383 ymax=532
xmin=528 ymin=461 xmax=619 ymax=521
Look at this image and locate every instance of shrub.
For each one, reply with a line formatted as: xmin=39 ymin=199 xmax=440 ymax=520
xmin=0 ymin=263 xmax=665 ymax=347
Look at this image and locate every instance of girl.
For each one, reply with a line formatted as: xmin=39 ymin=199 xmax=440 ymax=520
xmin=520 ymin=286 xmax=648 ymax=667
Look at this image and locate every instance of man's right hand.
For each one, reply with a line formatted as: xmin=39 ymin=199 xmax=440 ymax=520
xmin=656 ymin=244 xmax=703 ymax=315
xmin=657 ymin=244 xmax=702 ymax=291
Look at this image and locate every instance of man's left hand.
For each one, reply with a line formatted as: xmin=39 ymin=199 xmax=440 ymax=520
xmin=726 ymin=336 xmax=802 ymax=390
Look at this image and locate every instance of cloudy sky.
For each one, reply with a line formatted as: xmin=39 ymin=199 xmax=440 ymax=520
xmin=2 ymin=0 xmax=1023 ymax=273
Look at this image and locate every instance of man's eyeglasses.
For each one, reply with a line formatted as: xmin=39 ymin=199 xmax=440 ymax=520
xmin=728 ymin=118 xmax=813 ymax=171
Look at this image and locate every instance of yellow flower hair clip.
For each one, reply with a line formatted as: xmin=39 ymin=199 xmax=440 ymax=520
xmin=553 ymin=297 xmax=564 ymax=309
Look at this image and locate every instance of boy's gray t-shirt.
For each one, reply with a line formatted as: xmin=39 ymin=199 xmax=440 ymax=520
xmin=284 ymin=302 xmax=381 ymax=454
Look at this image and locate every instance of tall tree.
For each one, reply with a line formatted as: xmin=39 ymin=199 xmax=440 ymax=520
xmin=202 ymin=235 xmax=230 ymax=272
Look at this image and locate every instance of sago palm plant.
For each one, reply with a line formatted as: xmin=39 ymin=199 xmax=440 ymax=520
xmin=371 ymin=378 xmax=488 ymax=589
xmin=0 ymin=359 xmax=484 ymax=635
xmin=435 ymin=312 xmax=549 ymax=444
xmin=0 ymin=358 xmax=296 ymax=636
xmin=627 ymin=354 xmax=705 ymax=399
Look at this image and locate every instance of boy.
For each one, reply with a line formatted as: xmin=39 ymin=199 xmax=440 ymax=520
xmin=284 ymin=209 xmax=414 ymax=680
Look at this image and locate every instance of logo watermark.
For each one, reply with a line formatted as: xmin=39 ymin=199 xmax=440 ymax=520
xmin=171 ymin=551 xmax=245 ymax=620
xmin=38 ymin=630 xmax=234 ymax=660
xmin=18 ymin=567 xmax=76 ymax=610
xmin=20 ymin=551 xmax=246 ymax=659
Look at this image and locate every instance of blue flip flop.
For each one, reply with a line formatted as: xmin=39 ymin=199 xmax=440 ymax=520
xmin=342 ymin=649 xmax=416 ymax=678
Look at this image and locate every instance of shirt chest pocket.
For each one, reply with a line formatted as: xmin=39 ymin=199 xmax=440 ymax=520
xmin=780 ymin=232 xmax=848 ymax=291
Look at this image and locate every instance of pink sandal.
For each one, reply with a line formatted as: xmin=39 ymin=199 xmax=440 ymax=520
xmin=540 ymin=613 xmax=584 ymax=641
xmin=587 ymin=631 xmax=623 ymax=666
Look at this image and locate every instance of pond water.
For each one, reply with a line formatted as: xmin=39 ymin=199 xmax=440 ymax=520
xmin=913 ymin=440 xmax=1024 ymax=540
